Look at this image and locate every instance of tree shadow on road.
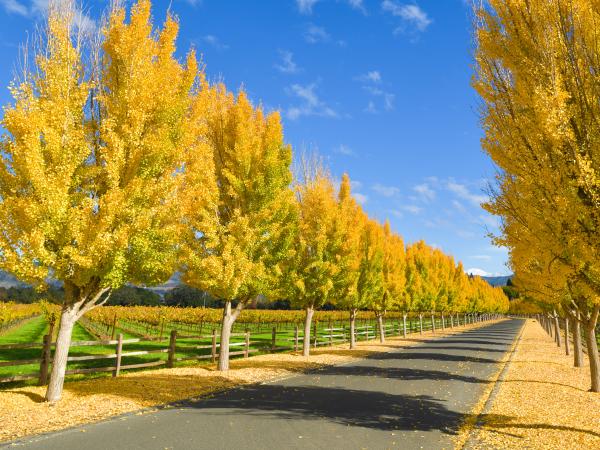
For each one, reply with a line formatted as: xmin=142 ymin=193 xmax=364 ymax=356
xmin=188 ymin=383 xmax=477 ymax=434
xmin=367 ymin=352 xmax=499 ymax=364
xmin=422 ymin=339 xmax=512 ymax=346
xmin=399 ymin=345 xmax=507 ymax=353
xmin=185 ymin=383 xmax=600 ymax=439
xmin=315 ymin=364 xmax=488 ymax=384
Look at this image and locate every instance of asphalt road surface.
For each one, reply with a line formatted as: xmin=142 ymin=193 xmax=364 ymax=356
xmin=7 ymin=319 xmax=524 ymax=450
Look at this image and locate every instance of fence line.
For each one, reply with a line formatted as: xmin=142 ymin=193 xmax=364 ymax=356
xmin=0 ymin=313 xmax=499 ymax=385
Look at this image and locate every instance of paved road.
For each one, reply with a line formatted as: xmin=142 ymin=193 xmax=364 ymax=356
xmin=7 ymin=319 xmax=524 ymax=450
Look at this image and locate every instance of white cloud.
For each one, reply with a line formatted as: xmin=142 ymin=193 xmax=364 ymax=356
xmin=203 ymin=34 xmax=229 ymax=50
xmin=275 ymin=50 xmax=300 ymax=74
xmin=382 ymin=0 xmax=432 ymax=33
xmin=1 ymin=0 xmax=28 ymax=16
xmin=348 ymin=0 xmax=366 ymax=13
xmin=335 ymin=144 xmax=355 ymax=156
xmin=286 ymin=83 xmax=338 ymax=120
xmin=466 ymin=268 xmax=491 ymax=277
xmin=356 ymin=70 xmax=382 ymax=84
xmin=364 ymin=100 xmax=377 ymax=114
xmin=451 ymin=200 xmax=466 ymax=213
xmin=297 ymin=0 xmax=319 ymax=14
xmin=383 ymin=93 xmax=395 ymax=110
xmin=470 ymin=254 xmax=492 ymax=261
xmin=413 ymin=183 xmax=435 ymax=201
xmin=354 ymin=192 xmax=368 ymax=204
xmin=402 ymin=204 xmax=422 ymax=214
xmin=304 ymin=24 xmax=330 ymax=43
xmin=360 ymin=76 xmax=395 ymax=112
xmin=297 ymin=0 xmax=365 ymax=14
xmin=183 ymin=0 xmax=202 ymax=6
xmin=372 ymin=183 xmax=400 ymax=197
xmin=447 ymin=181 xmax=487 ymax=205
xmin=477 ymin=214 xmax=500 ymax=228
xmin=456 ymin=229 xmax=476 ymax=239
xmin=5 ymin=1 xmax=96 ymax=35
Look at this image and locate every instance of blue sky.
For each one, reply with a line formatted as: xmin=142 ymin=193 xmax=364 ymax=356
xmin=0 ymin=0 xmax=510 ymax=276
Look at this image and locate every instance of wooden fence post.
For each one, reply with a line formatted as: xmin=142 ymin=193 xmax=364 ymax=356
xmin=271 ymin=327 xmax=277 ymax=352
xmin=294 ymin=325 xmax=299 ymax=352
xmin=114 ymin=333 xmax=123 ymax=377
xmin=110 ymin=314 xmax=118 ymax=340
xmin=159 ymin=319 xmax=165 ymax=342
xmin=38 ymin=334 xmax=52 ymax=385
xmin=167 ymin=330 xmax=177 ymax=368
xmin=48 ymin=317 xmax=56 ymax=340
xmin=211 ymin=328 xmax=217 ymax=363
xmin=244 ymin=332 xmax=250 ymax=358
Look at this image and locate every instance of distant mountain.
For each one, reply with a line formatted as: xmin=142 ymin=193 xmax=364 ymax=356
xmin=146 ymin=272 xmax=182 ymax=296
xmin=0 ymin=271 xmax=27 ymax=289
xmin=481 ymin=275 xmax=512 ymax=287
xmin=0 ymin=269 xmax=182 ymax=296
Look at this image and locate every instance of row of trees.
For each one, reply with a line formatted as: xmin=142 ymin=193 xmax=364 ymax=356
xmin=474 ymin=0 xmax=600 ymax=392
xmin=286 ymin=162 xmax=508 ymax=355
xmin=0 ymin=0 xmax=507 ymax=402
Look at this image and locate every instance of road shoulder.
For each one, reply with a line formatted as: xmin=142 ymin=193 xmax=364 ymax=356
xmin=463 ymin=319 xmax=600 ymax=450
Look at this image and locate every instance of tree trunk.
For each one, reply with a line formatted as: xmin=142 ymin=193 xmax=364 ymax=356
xmin=431 ymin=313 xmax=435 ymax=333
xmin=581 ymin=305 xmax=600 ymax=392
xmin=554 ymin=314 xmax=562 ymax=348
xmin=45 ymin=306 xmax=77 ymax=403
xmin=349 ymin=309 xmax=357 ymax=349
xmin=376 ymin=313 xmax=385 ymax=343
xmin=419 ymin=314 xmax=423 ymax=334
xmin=450 ymin=314 xmax=454 ymax=328
xmin=402 ymin=313 xmax=407 ymax=338
xmin=564 ymin=317 xmax=570 ymax=356
xmin=302 ymin=306 xmax=314 ymax=357
xmin=573 ymin=312 xmax=583 ymax=368
xmin=584 ymin=321 xmax=600 ymax=392
xmin=217 ymin=300 xmax=245 ymax=371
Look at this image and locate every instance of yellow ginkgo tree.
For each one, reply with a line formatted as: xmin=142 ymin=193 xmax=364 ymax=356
xmin=0 ymin=0 xmax=214 ymax=402
xmin=474 ymin=0 xmax=600 ymax=391
xmin=182 ymin=84 xmax=297 ymax=371
xmin=373 ymin=221 xmax=405 ymax=343
xmin=285 ymin=155 xmax=341 ymax=356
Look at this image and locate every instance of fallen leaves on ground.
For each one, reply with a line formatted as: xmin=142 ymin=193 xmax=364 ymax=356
xmin=471 ymin=319 xmax=600 ymax=450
